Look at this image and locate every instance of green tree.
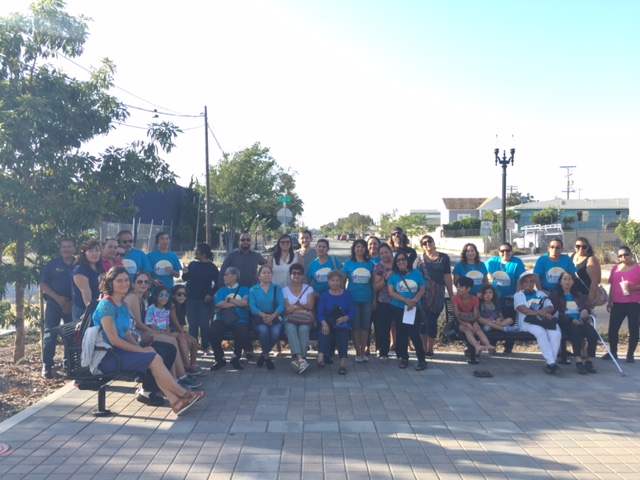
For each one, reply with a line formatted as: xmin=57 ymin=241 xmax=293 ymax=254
xmin=378 ymin=211 xmax=398 ymax=239
xmin=530 ymin=207 xmax=560 ymax=226
xmin=395 ymin=214 xmax=427 ymax=239
xmin=507 ymin=191 xmax=536 ymax=207
xmin=616 ymin=220 xmax=640 ymax=260
xmin=482 ymin=210 xmax=521 ymax=236
xmin=0 ymin=1 xmax=178 ymax=361
xmin=210 ymin=143 xmax=302 ymax=251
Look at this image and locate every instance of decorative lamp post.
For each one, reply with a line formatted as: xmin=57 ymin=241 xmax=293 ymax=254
xmin=495 ymin=147 xmax=515 ymax=243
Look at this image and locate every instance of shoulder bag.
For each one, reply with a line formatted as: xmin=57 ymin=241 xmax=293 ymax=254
xmin=253 ymin=285 xmax=282 ymax=326
xmin=400 ymin=275 xmax=428 ymax=327
xmin=219 ymin=287 xmax=241 ymax=326
xmin=287 ymin=285 xmax=314 ymax=326
xmin=419 ymin=254 xmax=445 ymax=314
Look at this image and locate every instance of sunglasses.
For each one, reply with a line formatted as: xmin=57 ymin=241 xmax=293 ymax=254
xmin=135 ymin=280 xmax=149 ymax=285
xmin=240 ymin=238 xmax=251 ymax=242
xmin=291 ymin=271 xmax=303 ymax=276
xmin=158 ymin=293 xmax=171 ymax=298
xmin=120 ymin=239 xmax=134 ymax=244
xmin=174 ymin=292 xmax=186 ymax=297
xmin=421 ymin=240 xmax=434 ymax=246
xmin=575 ymin=244 xmax=588 ymax=250
xmin=619 ymin=253 xmax=631 ymax=258
xmin=499 ymin=249 xmax=512 ymax=254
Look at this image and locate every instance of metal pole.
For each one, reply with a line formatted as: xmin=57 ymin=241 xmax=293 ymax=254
xmin=204 ymin=106 xmax=211 ymax=245
xmin=495 ymin=148 xmax=515 ymax=243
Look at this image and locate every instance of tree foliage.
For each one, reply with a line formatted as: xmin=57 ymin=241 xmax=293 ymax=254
xmin=616 ymin=220 xmax=640 ymax=260
xmin=530 ymin=207 xmax=560 ymax=225
xmin=442 ymin=217 xmax=481 ymax=232
xmin=209 ymin=143 xmax=302 ymax=251
xmin=0 ymin=0 xmax=178 ymax=360
xmin=335 ymin=213 xmax=374 ymax=237
xmin=507 ymin=191 xmax=536 ymax=207
xmin=481 ymin=210 xmax=521 ymax=236
xmin=377 ymin=211 xmax=426 ymax=239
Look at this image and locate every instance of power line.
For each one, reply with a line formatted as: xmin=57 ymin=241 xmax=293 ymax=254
xmin=208 ymin=125 xmax=224 ymax=155
xmin=124 ymin=104 xmax=202 ymax=118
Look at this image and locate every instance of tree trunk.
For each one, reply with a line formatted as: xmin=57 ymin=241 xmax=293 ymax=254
xmin=13 ymin=239 xmax=26 ymax=362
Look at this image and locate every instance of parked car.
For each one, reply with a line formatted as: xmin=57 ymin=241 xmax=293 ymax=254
xmin=347 ymin=233 xmax=356 ymax=242
xmin=340 ymin=234 xmax=347 ymax=241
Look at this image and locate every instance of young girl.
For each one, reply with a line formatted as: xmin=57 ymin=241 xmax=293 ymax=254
xmin=170 ymin=285 xmax=202 ymax=376
xmin=478 ymin=285 xmax=518 ymax=333
xmin=452 ymin=277 xmax=495 ymax=354
xmin=147 ymin=287 xmax=201 ymax=389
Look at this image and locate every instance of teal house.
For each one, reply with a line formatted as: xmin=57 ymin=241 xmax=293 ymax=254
xmin=508 ymin=198 xmax=628 ymax=231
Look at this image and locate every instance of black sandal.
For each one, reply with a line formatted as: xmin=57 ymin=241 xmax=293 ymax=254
xmin=338 ymin=367 xmax=347 ymax=375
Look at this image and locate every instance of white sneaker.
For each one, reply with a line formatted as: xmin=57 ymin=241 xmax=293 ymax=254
xmin=291 ymin=360 xmax=300 ymax=372
xmin=354 ymin=356 xmax=364 ymax=363
xmin=362 ymin=355 xmax=370 ymax=363
xmin=298 ymin=359 xmax=309 ymax=374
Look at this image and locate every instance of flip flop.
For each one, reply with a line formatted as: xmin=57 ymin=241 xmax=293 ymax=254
xmin=473 ymin=370 xmax=493 ymax=378
xmin=338 ymin=367 xmax=347 ymax=375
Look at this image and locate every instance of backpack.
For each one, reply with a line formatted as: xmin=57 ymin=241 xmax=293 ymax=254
xmin=417 ymin=255 xmax=445 ymax=314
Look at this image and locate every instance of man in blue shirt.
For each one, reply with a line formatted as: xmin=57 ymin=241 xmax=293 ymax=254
xmin=534 ymin=238 xmax=577 ymax=292
xmin=40 ymin=238 xmax=76 ymax=379
xmin=147 ymin=232 xmax=182 ymax=289
xmin=117 ymin=230 xmax=153 ymax=278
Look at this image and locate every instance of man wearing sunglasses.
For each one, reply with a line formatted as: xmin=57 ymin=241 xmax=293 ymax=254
xmin=218 ymin=233 xmax=266 ymax=288
xmin=533 ymin=238 xmax=577 ymax=292
xmin=117 ymin=230 xmax=153 ymax=279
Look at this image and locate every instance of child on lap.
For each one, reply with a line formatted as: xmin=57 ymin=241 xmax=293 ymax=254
xmin=453 ymin=277 xmax=495 ymax=354
xmin=478 ymin=285 xmax=518 ymax=333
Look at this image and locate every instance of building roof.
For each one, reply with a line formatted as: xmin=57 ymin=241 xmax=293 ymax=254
xmin=442 ymin=198 xmax=490 ymax=210
xmin=477 ymin=196 xmax=501 ymax=209
xmin=507 ymin=198 xmax=628 ymax=210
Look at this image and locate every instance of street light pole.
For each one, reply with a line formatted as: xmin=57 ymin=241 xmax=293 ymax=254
xmin=495 ymin=147 xmax=515 ymax=243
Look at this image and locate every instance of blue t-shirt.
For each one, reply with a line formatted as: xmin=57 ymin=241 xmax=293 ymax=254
xmin=122 ymin=248 xmax=153 ymax=278
xmin=387 ymin=270 xmax=426 ymax=309
xmin=215 ymin=285 xmax=250 ymax=323
xmin=71 ymin=264 xmax=101 ymax=309
xmin=564 ymin=293 xmax=580 ymax=319
xmin=452 ymin=262 xmax=488 ymax=296
xmin=533 ymin=254 xmax=576 ymax=291
xmin=343 ymin=260 xmax=374 ymax=303
xmin=92 ymin=298 xmax=131 ymax=345
xmin=485 ymin=256 xmax=525 ymax=297
xmin=147 ymin=250 xmax=182 ymax=289
xmin=40 ymin=257 xmax=74 ymax=299
xmin=306 ymin=256 xmax=343 ymax=295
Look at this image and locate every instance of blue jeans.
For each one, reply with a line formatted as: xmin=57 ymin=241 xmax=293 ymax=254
xmin=319 ymin=326 xmax=350 ymax=359
xmin=42 ymin=300 xmax=72 ymax=368
xmin=256 ymin=322 xmax=283 ymax=358
xmin=72 ymin=304 xmax=85 ymax=322
xmin=187 ymin=299 xmax=214 ymax=350
xmin=284 ymin=321 xmax=310 ymax=357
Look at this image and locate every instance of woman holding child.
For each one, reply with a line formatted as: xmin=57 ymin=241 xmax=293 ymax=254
xmin=514 ymin=271 xmax=563 ymax=374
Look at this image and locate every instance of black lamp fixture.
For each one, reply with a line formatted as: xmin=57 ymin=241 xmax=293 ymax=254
xmin=494 ymin=145 xmax=515 ymax=243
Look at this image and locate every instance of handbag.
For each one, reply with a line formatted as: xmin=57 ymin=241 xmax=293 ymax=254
xmin=594 ymin=285 xmax=609 ymax=306
xmin=325 ymin=304 xmax=345 ymax=329
xmin=524 ymin=315 xmax=557 ymax=330
xmin=287 ymin=285 xmax=313 ymax=325
xmin=400 ymin=275 xmax=425 ymax=325
xmin=219 ymin=287 xmax=240 ymax=326
xmin=418 ymin=254 xmax=445 ymax=314
xmin=441 ymin=317 xmax=459 ymax=340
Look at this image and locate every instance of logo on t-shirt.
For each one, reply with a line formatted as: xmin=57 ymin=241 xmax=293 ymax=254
xmin=492 ymin=271 xmax=511 ymax=287
xmin=396 ymin=279 xmax=418 ymax=294
xmin=466 ymin=270 xmax=484 ymax=286
xmin=351 ymin=268 xmax=371 ymax=284
xmin=154 ymin=259 xmax=172 ymax=276
xmin=546 ymin=267 xmax=566 ymax=286
xmin=122 ymin=258 xmax=137 ymax=275
xmin=314 ymin=267 xmax=332 ymax=283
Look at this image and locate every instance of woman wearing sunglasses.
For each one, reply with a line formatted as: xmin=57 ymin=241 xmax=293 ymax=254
xmin=570 ymin=237 xmax=602 ymax=308
xmin=605 ymin=246 xmax=640 ymax=362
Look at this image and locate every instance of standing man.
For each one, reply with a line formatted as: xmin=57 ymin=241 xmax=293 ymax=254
xmin=40 ymin=238 xmax=76 ymax=379
xmin=534 ymin=238 xmax=576 ymax=293
xmin=218 ymin=233 xmax=266 ymax=288
xmin=147 ymin=232 xmax=182 ymax=289
xmin=117 ymin=230 xmax=152 ymax=278
xmin=296 ymin=229 xmax=317 ymax=272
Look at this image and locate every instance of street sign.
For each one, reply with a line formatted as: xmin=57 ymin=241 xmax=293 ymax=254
xmin=278 ymin=196 xmax=291 ymax=203
xmin=480 ymin=221 xmax=493 ymax=236
xmin=277 ymin=207 xmax=292 ymax=226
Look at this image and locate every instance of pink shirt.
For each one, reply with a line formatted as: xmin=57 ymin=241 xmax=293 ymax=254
xmin=609 ymin=264 xmax=640 ymax=303
xmin=102 ymin=257 xmax=124 ymax=272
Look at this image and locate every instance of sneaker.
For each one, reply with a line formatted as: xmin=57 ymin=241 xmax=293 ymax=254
xmin=602 ymin=352 xmax=617 ymax=360
xmin=265 ymin=357 xmax=275 ymax=370
xmin=576 ymin=362 xmax=587 ymax=375
xmin=244 ymin=351 xmax=254 ymax=360
xmin=584 ymin=361 xmax=597 ymax=373
xmin=230 ymin=357 xmax=244 ymax=370
xmin=256 ymin=355 xmax=265 ymax=367
xmin=362 ymin=355 xmax=370 ymax=363
xmin=41 ymin=366 xmax=54 ymax=379
xmin=210 ymin=359 xmax=227 ymax=371
xmin=298 ymin=359 xmax=309 ymax=374
xmin=137 ymin=391 xmax=165 ymax=407
xmin=178 ymin=376 xmax=202 ymax=388
xmin=415 ymin=362 xmax=427 ymax=371
xmin=379 ymin=356 xmax=388 ymax=364
xmin=626 ymin=356 xmax=635 ymax=363
xmin=291 ymin=360 xmax=301 ymax=373
xmin=543 ymin=364 xmax=555 ymax=375
xmin=388 ymin=350 xmax=396 ymax=358
xmin=354 ymin=356 xmax=364 ymax=363
xmin=186 ymin=364 xmax=204 ymax=376
xmin=425 ymin=351 xmax=434 ymax=358
xmin=551 ymin=363 xmax=562 ymax=374
xmin=503 ymin=326 xmax=520 ymax=333
xmin=399 ymin=359 xmax=409 ymax=369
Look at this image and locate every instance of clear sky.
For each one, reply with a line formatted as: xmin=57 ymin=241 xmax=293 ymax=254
xmin=3 ymin=0 xmax=638 ymax=229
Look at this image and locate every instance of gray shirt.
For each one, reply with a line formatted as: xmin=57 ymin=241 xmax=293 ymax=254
xmin=218 ymin=249 xmax=267 ymax=288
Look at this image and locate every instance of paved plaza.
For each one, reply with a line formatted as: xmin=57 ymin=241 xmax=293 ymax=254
xmin=1 ymin=348 xmax=640 ymax=479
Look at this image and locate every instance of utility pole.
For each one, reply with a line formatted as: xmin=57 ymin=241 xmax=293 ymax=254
xmin=560 ymin=166 xmax=576 ymax=199
xmin=204 ymin=106 xmax=211 ymax=245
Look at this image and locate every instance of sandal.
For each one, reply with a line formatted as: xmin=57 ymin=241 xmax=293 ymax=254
xmin=473 ymin=370 xmax=493 ymax=378
xmin=338 ymin=367 xmax=347 ymax=375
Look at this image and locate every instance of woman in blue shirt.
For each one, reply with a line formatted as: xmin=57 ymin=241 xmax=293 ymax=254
xmin=452 ymin=242 xmax=487 ymax=296
xmin=342 ymin=239 xmax=374 ymax=363
xmin=93 ymin=267 xmax=204 ymax=416
xmin=249 ymin=265 xmax=285 ymax=370
xmin=387 ymin=253 xmax=427 ymax=371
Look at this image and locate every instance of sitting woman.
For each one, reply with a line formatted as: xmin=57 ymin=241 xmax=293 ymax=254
xmin=549 ymin=272 xmax=599 ymax=375
xmin=478 ymin=285 xmax=517 ymax=333
xmin=514 ymin=271 xmax=563 ymax=375
xmin=209 ymin=267 xmax=250 ymax=371
xmin=93 ymin=267 xmax=204 ymax=416
xmin=317 ymin=270 xmax=355 ymax=375
xmin=283 ymin=263 xmax=315 ymax=374
xmin=249 ymin=265 xmax=285 ymax=370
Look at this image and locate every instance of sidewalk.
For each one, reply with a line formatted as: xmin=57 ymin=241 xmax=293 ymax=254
xmin=1 ymin=347 xmax=640 ymax=479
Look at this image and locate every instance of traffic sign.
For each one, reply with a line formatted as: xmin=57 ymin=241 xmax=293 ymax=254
xmin=277 ymin=207 xmax=292 ymax=226
xmin=279 ymin=196 xmax=291 ymax=203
